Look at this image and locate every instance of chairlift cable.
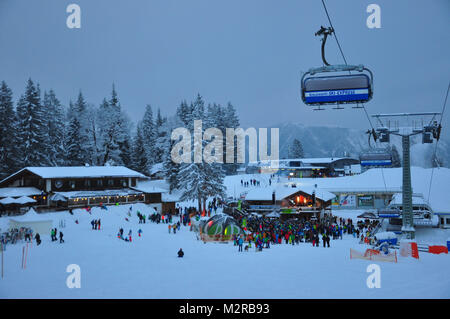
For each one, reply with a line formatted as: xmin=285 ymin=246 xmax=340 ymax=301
xmin=320 ymin=0 xmax=388 ymax=192
xmin=427 ymin=81 xmax=450 ymax=203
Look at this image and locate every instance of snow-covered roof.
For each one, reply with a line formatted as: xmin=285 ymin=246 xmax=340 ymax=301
xmin=149 ymin=163 xmax=164 ymax=175
xmin=0 ymin=197 xmax=16 ymax=205
xmin=1 ymin=166 xmax=145 ymax=183
xmin=0 ymin=187 xmax=42 ymax=198
xmin=9 ymin=208 xmax=53 ymax=222
xmin=53 ymin=188 xmax=142 ymax=199
xmin=244 ymin=185 xmax=335 ymax=202
xmin=133 ymin=179 xmax=169 ymax=194
xmin=14 ymin=196 xmax=37 ymax=204
xmin=285 ymin=167 xmax=450 ymax=213
xmin=247 ymin=157 xmax=357 ymax=168
xmin=134 ymin=179 xmax=183 ymax=202
xmin=389 ymin=193 xmax=427 ymax=206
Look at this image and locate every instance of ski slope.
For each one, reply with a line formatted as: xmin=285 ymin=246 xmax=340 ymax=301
xmin=0 ymin=203 xmax=449 ymax=299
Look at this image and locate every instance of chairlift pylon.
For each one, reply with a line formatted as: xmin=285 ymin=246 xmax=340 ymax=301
xmin=301 ymin=26 xmax=374 ymax=108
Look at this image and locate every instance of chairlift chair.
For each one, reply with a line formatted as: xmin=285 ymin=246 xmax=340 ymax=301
xmin=301 ymin=26 xmax=374 ymax=108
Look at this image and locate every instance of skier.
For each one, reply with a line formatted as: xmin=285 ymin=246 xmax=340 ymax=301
xmin=238 ymin=236 xmax=243 ymax=252
xmin=59 ymin=231 xmax=64 ymax=243
xmin=98 ymin=219 xmax=101 ymax=230
xmin=35 ymin=233 xmax=41 ymax=246
xmin=91 ymin=220 xmax=95 ymax=229
xmin=178 ymin=248 xmax=184 ymax=258
xmin=138 ymin=229 xmax=142 ymax=237
xmin=128 ymin=230 xmax=132 ymax=242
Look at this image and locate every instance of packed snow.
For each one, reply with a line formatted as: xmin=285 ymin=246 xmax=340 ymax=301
xmin=0 ymin=202 xmax=449 ymax=299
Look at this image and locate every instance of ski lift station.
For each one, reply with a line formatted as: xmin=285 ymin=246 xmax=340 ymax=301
xmin=246 ymin=157 xmax=361 ymax=178
xmin=233 ymin=166 xmax=450 ymax=229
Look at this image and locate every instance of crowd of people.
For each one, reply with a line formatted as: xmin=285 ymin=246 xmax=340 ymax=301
xmin=229 ymin=212 xmax=380 ymax=252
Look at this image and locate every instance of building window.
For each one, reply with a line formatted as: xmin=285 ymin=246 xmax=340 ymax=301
xmin=446 ymin=218 xmax=450 ymax=224
xmin=131 ymin=178 xmax=136 ymax=187
xmin=108 ymin=179 xmax=114 ymax=187
xmin=97 ymin=180 xmax=103 ymax=187
xmin=85 ymin=180 xmax=91 ymax=187
xmin=69 ymin=181 xmax=76 ymax=189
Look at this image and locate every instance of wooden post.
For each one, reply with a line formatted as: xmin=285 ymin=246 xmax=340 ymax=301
xmin=24 ymin=243 xmax=28 ymax=269
xmin=1 ymin=242 xmax=4 ymax=278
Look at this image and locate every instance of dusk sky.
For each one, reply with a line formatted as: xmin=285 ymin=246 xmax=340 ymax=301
xmin=0 ymin=0 xmax=449 ymax=130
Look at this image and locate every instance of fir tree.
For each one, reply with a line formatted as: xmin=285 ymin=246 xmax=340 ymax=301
xmin=0 ymin=81 xmax=19 ymax=176
xmin=43 ymin=90 xmax=65 ymax=166
xmin=154 ymin=108 xmax=167 ymax=163
xmin=16 ymin=79 xmax=49 ymax=167
xmin=288 ymin=138 xmax=304 ymax=158
xmin=176 ymin=94 xmax=225 ymax=211
xmin=131 ymin=122 xmax=148 ymax=174
xmin=64 ymin=101 xmax=84 ymax=165
xmin=223 ymin=102 xmax=240 ymax=174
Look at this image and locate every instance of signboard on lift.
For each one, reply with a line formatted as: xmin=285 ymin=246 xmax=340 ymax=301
xmin=302 ymin=73 xmax=373 ymax=106
xmin=304 ymin=88 xmax=370 ymax=104
xmin=360 ymin=159 xmax=392 ymax=166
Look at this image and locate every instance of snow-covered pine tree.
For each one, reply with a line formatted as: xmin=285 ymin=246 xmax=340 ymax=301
xmin=131 ymin=121 xmax=148 ymax=174
xmin=288 ymin=138 xmax=304 ymax=158
xmin=98 ymin=98 xmax=119 ymax=165
xmin=98 ymin=86 xmax=128 ymax=166
xmin=43 ymin=90 xmax=66 ymax=166
xmin=223 ymin=102 xmax=240 ymax=175
xmin=71 ymin=91 xmax=95 ymax=165
xmin=176 ymin=100 xmax=193 ymax=127
xmin=177 ymin=94 xmax=225 ymax=211
xmin=86 ymin=104 xmax=103 ymax=166
xmin=0 ymin=81 xmax=19 ymax=176
xmin=16 ymin=79 xmax=49 ymax=167
xmin=109 ymin=85 xmax=133 ymax=167
xmin=154 ymin=108 xmax=167 ymax=164
xmin=141 ymin=104 xmax=157 ymax=171
xmin=64 ymin=101 xmax=85 ymax=166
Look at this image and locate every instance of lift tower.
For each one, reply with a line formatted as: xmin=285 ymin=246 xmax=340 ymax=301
xmin=370 ymin=112 xmax=442 ymax=239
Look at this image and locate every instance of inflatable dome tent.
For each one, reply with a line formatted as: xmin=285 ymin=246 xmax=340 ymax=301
xmin=200 ymin=214 xmax=244 ymax=241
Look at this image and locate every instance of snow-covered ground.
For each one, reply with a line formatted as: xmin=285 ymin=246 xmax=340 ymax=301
xmin=1 ymin=203 xmax=449 ymax=299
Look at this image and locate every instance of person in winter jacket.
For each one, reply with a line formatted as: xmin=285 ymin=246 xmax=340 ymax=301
xmin=238 ymin=237 xmax=244 ymax=252
xmin=59 ymin=231 xmax=64 ymax=243
xmin=35 ymin=233 xmax=41 ymax=245
xmin=178 ymin=248 xmax=184 ymax=258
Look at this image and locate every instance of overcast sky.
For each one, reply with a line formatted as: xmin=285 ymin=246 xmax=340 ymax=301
xmin=0 ymin=0 xmax=449 ymax=130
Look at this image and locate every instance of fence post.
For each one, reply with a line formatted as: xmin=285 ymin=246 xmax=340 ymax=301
xmin=1 ymin=242 xmax=3 ymax=278
xmin=24 ymin=243 xmax=28 ymax=269
xmin=21 ymin=246 xmax=24 ymax=269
